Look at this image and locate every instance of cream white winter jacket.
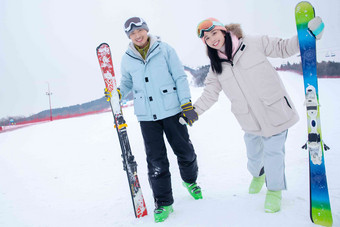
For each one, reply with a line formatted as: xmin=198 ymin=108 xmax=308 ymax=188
xmin=194 ymin=27 xmax=300 ymax=137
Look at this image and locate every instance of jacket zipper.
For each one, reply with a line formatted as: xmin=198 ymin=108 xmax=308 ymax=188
xmin=126 ymin=43 xmax=160 ymax=64
xmin=229 ymin=41 xmax=261 ymax=129
xmin=221 ymin=42 xmax=244 ymax=67
xmin=144 ymin=44 xmax=159 ymax=61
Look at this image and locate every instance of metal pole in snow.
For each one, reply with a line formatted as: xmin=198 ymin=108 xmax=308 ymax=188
xmin=46 ymin=82 xmax=53 ymax=121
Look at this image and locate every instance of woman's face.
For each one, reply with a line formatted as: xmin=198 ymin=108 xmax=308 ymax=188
xmin=129 ymin=29 xmax=148 ymax=48
xmin=203 ymin=29 xmax=225 ymax=50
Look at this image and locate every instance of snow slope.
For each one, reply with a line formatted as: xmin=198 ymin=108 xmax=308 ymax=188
xmin=0 ymin=71 xmax=339 ymax=227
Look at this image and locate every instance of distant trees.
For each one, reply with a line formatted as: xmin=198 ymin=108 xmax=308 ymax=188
xmin=184 ymin=61 xmax=340 ymax=89
xmin=0 ymin=116 xmax=25 ymax=126
xmin=277 ymin=61 xmax=340 ymax=77
xmin=0 ymin=97 xmax=110 ymax=126
xmin=184 ymin=65 xmax=210 ymax=87
xmin=0 ymin=92 xmax=135 ymax=126
xmin=2 ymin=61 xmax=338 ymax=126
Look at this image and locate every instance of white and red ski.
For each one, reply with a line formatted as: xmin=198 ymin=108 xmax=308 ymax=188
xmin=96 ymin=43 xmax=147 ymax=218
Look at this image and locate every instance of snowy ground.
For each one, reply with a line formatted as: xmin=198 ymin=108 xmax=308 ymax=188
xmin=0 ymin=71 xmax=339 ymax=227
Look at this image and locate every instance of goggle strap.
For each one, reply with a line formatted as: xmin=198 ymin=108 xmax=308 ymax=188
xmin=197 ymin=20 xmax=224 ymax=38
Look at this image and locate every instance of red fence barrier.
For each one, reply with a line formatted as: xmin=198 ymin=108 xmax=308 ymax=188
xmin=0 ymin=108 xmax=111 ymax=133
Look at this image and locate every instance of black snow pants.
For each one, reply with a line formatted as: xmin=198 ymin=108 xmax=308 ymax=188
xmin=140 ymin=113 xmax=198 ymax=208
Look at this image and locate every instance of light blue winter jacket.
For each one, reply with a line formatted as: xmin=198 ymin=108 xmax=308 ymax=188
xmin=120 ymin=35 xmax=191 ymax=121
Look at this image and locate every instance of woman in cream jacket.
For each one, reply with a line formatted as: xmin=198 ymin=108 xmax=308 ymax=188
xmin=193 ymin=17 xmax=324 ymax=213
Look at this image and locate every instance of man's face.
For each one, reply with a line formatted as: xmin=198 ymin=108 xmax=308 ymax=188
xmin=129 ymin=29 xmax=148 ymax=48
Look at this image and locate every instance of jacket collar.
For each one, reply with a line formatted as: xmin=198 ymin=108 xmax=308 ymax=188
xmin=126 ymin=35 xmax=161 ymax=61
xmin=231 ymin=38 xmax=246 ymax=65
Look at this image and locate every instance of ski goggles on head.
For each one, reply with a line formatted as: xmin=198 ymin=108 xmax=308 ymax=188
xmin=197 ymin=20 xmax=225 ymax=38
xmin=124 ymin=17 xmax=146 ymax=33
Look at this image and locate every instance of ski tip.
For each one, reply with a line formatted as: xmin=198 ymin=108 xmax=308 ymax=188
xmin=96 ymin=43 xmax=110 ymax=52
xmin=295 ymin=1 xmax=315 ymax=24
xmin=295 ymin=1 xmax=314 ymax=12
xmin=296 ymin=1 xmax=312 ymax=8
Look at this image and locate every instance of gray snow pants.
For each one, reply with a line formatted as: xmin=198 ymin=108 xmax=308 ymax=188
xmin=244 ymin=130 xmax=288 ymax=191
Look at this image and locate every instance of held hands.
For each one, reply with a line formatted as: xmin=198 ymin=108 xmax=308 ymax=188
xmin=308 ymin=16 xmax=324 ymax=40
xmin=104 ymin=88 xmax=121 ymax=102
xmin=180 ymin=102 xmax=198 ymax=126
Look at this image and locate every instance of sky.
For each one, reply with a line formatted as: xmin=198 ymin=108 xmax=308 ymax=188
xmin=0 ymin=0 xmax=339 ymax=119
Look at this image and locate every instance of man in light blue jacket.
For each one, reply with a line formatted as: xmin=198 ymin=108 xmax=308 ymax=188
xmin=119 ymin=17 xmax=202 ymax=223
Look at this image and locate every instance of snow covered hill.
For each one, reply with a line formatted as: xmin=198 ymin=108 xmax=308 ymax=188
xmin=0 ymin=72 xmax=339 ymax=227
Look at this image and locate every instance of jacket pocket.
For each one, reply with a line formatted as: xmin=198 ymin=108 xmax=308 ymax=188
xmin=260 ymin=91 xmax=294 ymax=126
xmin=231 ymin=102 xmax=261 ymax=131
xmin=160 ymin=84 xmax=180 ymax=110
xmin=133 ymin=91 xmax=147 ymax=115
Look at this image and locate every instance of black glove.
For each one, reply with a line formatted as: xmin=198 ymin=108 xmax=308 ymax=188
xmin=180 ymin=102 xmax=198 ymax=126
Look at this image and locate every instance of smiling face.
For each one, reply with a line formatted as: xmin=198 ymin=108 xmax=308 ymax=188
xmin=203 ymin=29 xmax=225 ymax=50
xmin=129 ymin=28 xmax=149 ymax=48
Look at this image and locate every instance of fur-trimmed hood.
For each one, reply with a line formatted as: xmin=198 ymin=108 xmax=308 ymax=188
xmin=225 ymin=24 xmax=243 ymax=39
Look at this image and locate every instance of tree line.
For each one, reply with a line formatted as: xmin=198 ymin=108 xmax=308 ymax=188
xmin=276 ymin=61 xmax=340 ymax=77
xmin=1 ymin=61 xmax=338 ymax=126
xmin=184 ymin=61 xmax=340 ymax=88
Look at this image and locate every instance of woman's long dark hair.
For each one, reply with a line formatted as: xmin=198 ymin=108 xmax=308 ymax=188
xmin=207 ymin=32 xmax=232 ymax=74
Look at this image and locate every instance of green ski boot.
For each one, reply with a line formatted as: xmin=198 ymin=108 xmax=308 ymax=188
xmin=183 ymin=182 xmax=203 ymax=200
xmin=249 ymin=174 xmax=265 ymax=194
xmin=264 ymin=190 xmax=282 ymax=213
xmin=154 ymin=205 xmax=173 ymax=223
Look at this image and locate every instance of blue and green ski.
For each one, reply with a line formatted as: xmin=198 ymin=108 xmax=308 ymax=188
xmin=295 ymin=2 xmax=332 ymax=226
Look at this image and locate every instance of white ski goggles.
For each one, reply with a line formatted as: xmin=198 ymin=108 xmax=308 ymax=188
xmin=124 ymin=17 xmax=146 ymax=33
